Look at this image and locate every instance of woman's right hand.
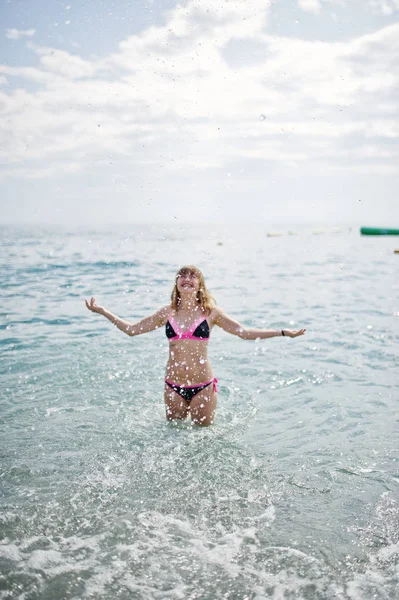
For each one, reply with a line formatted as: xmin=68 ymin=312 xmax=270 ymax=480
xmin=85 ymin=297 xmax=104 ymax=314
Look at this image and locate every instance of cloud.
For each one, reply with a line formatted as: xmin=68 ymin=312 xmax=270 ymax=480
xmin=369 ymin=0 xmax=399 ymax=14
xmin=6 ymin=28 xmax=35 ymax=40
xmin=32 ymin=45 xmax=101 ymax=79
xmin=298 ymin=0 xmax=399 ymax=15
xmin=298 ymin=0 xmax=322 ymax=14
xmin=0 ymin=0 xmax=398 ymax=186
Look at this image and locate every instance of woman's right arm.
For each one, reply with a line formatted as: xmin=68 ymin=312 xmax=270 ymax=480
xmin=85 ymin=297 xmax=169 ymax=337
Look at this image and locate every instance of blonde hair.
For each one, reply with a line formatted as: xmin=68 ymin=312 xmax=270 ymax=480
xmin=171 ymin=266 xmax=215 ymax=314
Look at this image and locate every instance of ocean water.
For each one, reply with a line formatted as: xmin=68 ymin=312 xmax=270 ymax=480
xmin=1 ymin=223 xmax=398 ymax=600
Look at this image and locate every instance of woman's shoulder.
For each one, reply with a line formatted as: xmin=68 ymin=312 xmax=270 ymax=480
xmin=155 ymin=305 xmax=174 ymax=322
xmin=207 ymin=306 xmax=223 ymax=322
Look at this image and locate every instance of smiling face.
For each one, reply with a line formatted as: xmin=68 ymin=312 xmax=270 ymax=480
xmin=176 ymin=270 xmax=200 ymax=296
xmin=171 ymin=265 xmax=215 ymax=313
xmin=171 ymin=266 xmax=206 ymax=309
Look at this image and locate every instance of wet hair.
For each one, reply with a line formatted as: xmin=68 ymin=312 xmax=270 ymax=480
xmin=171 ymin=265 xmax=215 ymax=314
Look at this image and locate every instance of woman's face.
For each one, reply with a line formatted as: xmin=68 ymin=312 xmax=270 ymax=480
xmin=176 ymin=271 xmax=200 ymax=296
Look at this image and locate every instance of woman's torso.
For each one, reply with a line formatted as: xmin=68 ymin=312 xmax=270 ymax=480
xmin=164 ymin=308 xmax=215 ymax=385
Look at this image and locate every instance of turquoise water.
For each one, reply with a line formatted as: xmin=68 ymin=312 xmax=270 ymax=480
xmin=1 ymin=224 xmax=398 ymax=599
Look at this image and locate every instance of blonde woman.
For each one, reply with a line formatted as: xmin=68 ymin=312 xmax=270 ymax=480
xmin=86 ymin=265 xmax=306 ymax=426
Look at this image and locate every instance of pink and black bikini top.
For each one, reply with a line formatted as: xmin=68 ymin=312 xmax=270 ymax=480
xmin=165 ymin=314 xmax=210 ymax=342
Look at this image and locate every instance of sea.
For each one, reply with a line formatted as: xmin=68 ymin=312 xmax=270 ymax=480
xmin=1 ymin=223 xmax=398 ymax=600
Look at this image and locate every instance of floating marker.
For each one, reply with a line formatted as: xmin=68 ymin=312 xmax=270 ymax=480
xmin=360 ymin=227 xmax=399 ymax=236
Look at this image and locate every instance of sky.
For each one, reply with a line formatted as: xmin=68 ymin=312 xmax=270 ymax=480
xmin=0 ymin=0 xmax=398 ymax=226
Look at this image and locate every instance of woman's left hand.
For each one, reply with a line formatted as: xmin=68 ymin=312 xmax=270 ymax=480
xmin=284 ymin=328 xmax=306 ymax=338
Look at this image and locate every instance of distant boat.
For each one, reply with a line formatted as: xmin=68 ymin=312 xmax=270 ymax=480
xmin=360 ymin=227 xmax=399 ymax=236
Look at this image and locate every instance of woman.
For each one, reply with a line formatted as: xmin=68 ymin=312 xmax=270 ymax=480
xmin=85 ymin=265 xmax=306 ymax=426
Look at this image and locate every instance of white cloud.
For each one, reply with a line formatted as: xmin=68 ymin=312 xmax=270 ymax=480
xmin=0 ymin=65 xmax=60 ymax=84
xmin=0 ymin=0 xmax=398 ymax=187
xmin=369 ymin=0 xmax=399 ymax=14
xmin=298 ymin=0 xmax=322 ymax=14
xmin=0 ymin=161 xmax=82 ymax=183
xmin=298 ymin=0 xmax=399 ymax=15
xmin=32 ymin=45 xmax=102 ymax=79
xmin=6 ymin=28 xmax=35 ymax=40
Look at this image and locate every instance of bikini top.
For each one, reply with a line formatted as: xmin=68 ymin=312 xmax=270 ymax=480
xmin=165 ymin=314 xmax=210 ymax=341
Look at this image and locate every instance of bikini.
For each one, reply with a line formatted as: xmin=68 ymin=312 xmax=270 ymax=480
xmin=165 ymin=314 xmax=218 ymax=403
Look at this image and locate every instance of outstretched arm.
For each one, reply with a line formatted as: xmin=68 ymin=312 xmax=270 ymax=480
xmin=85 ymin=297 xmax=169 ymax=337
xmin=213 ymin=307 xmax=306 ymax=339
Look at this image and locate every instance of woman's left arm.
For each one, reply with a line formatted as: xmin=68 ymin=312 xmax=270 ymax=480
xmin=212 ymin=307 xmax=306 ymax=339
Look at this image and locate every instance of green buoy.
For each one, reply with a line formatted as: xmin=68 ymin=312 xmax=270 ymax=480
xmin=360 ymin=227 xmax=399 ymax=236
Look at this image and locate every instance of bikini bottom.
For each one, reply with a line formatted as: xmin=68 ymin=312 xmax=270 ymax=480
xmin=165 ymin=377 xmax=218 ymax=404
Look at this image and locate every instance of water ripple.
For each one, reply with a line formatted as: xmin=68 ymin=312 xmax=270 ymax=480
xmin=1 ymin=225 xmax=398 ymax=599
